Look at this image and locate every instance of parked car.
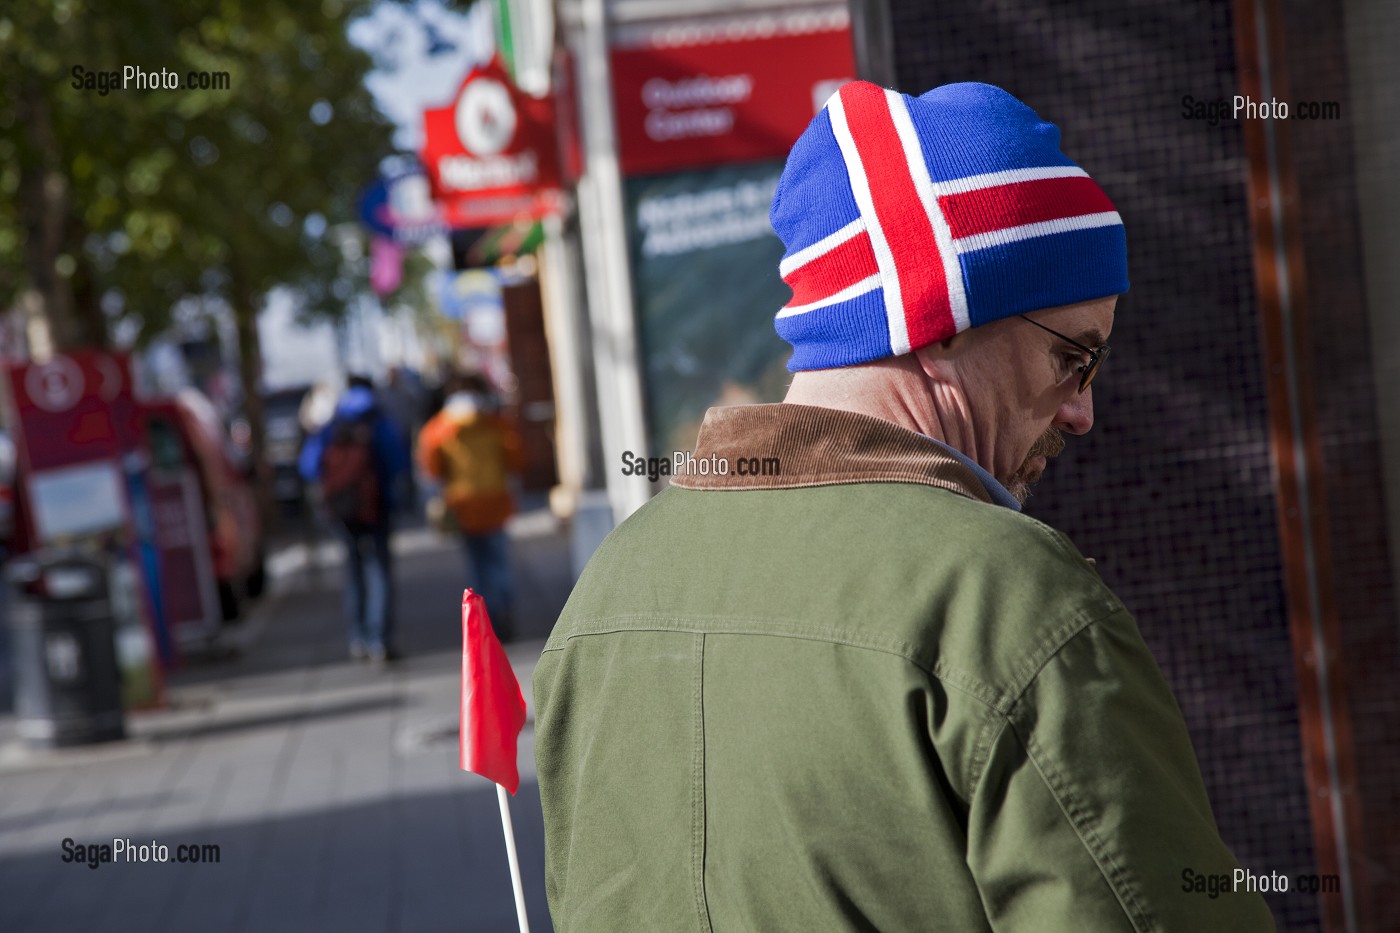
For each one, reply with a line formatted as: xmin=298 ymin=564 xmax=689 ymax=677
xmin=261 ymin=385 xmax=313 ymax=517
xmin=141 ymin=389 xmax=266 ymax=621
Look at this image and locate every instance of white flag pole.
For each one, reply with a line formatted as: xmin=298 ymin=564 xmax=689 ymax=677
xmin=496 ymin=784 xmax=532 ymax=933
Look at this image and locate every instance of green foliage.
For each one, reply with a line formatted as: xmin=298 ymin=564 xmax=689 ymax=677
xmin=0 ymin=0 xmax=396 ymax=345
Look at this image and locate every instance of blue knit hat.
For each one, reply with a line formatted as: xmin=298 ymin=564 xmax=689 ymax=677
xmin=771 ymin=81 xmax=1128 ymax=372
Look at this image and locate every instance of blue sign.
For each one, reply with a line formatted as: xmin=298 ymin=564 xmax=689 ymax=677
xmin=357 ymin=168 xmax=447 ymax=244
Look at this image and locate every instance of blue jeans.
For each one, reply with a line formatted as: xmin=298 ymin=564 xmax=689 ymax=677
xmin=462 ymin=529 xmax=514 ymax=638
xmin=336 ymin=523 xmax=394 ymax=651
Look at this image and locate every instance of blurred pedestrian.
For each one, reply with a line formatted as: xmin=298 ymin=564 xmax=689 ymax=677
xmin=298 ymin=374 xmax=410 ymax=665
xmin=417 ymin=373 xmax=525 ymax=639
xmin=378 ymin=366 xmax=427 ymax=513
xmin=533 ymin=81 xmax=1275 ymax=931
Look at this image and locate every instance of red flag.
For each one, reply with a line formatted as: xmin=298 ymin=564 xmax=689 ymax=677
xmin=460 ymin=589 xmax=527 ymax=793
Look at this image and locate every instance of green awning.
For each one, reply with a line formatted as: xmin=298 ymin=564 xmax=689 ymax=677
xmin=466 ymin=219 xmax=544 ymax=266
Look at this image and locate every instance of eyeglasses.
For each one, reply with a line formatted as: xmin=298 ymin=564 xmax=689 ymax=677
xmin=1019 ymin=315 xmax=1110 ymax=394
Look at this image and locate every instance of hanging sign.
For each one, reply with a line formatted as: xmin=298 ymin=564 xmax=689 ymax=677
xmin=358 ymin=168 xmax=448 ymax=245
xmin=421 ymin=59 xmax=562 ymax=228
xmin=610 ymin=15 xmax=855 ymax=176
xmin=6 ymin=351 xmax=136 ymax=474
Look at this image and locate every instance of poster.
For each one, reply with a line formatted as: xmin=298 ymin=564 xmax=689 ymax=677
xmin=625 ymin=162 xmax=794 ymax=455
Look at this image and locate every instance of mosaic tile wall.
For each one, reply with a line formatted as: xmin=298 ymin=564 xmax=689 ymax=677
xmin=878 ymin=1 xmax=1352 ymax=928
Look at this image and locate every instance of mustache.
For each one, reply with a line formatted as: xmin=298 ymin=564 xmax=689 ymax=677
xmin=1026 ymin=427 xmax=1066 ymax=461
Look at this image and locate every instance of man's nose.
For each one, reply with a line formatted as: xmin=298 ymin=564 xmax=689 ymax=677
xmin=1055 ymin=387 xmax=1094 ymax=435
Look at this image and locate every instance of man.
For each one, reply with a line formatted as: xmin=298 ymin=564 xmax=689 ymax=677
xmin=534 ymin=82 xmax=1275 ymax=931
xmin=379 ymin=366 xmax=428 ymax=510
xmin=299 ymin=374 xmax=410 ymax=665
xmin=417 ymin=372 xmax=525 ymax=638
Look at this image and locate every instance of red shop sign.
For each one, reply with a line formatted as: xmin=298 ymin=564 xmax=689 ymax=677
xmin=610 ymin=22 xmax=855 ymax=177
xmin=5 ymin=351 xmax=137 ymax=473
xmin=3 ymin=351 xmax=139 ymax=547
xmin=421 ymin=58 xmax=561 ymax=228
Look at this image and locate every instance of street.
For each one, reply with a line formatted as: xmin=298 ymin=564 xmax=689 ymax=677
xmin=0 ymin=508 xmax=568 ymax=933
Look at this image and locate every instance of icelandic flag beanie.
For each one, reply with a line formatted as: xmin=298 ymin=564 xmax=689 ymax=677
xmin=771 ymin=81 xmax=1129 ymax=372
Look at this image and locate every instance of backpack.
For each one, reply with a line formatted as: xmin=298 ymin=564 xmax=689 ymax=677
xmin=435 ymin=421 xmax=510 ymax=499
xmin=427 ymin=416 xmax=516 ymax=535
xmin=320 ymin=413 xmax=383 ymax=529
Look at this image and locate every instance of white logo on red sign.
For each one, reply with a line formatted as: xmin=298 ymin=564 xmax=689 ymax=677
xmin=24 ymin=356 xmax=84 ymax=413
xmin=455 ymin=78 xmax=518 ymax=157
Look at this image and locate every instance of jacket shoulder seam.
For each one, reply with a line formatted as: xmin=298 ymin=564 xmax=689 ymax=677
xmin=997 ymin=602 xmax=1126 ymax=711
xmin=540 ymin=615 xmax=1010 ymax=704
xmin=541 ymin=609 xmax=1112 ymax=717
xmin=956 ymin=605 xmax=1131 ymax=799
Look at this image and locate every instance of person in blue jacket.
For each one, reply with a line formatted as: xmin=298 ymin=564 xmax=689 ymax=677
xmin=298 ymin=374 xmax=410 ymax=664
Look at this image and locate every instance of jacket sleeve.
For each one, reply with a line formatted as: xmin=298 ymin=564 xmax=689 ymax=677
xmin=965 ymin=608 xmax=1277 ymax=933
xmin=298 ymin=425 xmax=326 ymax=483
xmin=416 ymin=415 xmax=445 ymax=479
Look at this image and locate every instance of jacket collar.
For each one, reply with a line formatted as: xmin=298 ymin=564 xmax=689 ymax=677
xmin=670 ymin=403 xmax=1019 ymax=509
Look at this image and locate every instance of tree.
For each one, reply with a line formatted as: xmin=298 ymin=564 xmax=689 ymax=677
xmin=1 ymin=0 xmax=396 ymax=520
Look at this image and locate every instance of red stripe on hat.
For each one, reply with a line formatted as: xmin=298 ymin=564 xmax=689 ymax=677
xmin=839 ymin=84 xmax=953 ymax=345
xmin=939 ymin=175 xmax=1117 ymax=240
xmin=782 ymin=233 xmax=879 ymax=306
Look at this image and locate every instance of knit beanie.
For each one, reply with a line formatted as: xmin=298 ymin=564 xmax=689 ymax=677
xmin=771 ymin=81 xmax=1128 ymax=372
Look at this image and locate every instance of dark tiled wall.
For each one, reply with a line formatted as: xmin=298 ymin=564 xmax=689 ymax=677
xmin=881 ymin=1 xmax=1321 ymax=929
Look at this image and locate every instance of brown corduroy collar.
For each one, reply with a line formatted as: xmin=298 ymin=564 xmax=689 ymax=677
xmin=669 ymin=403 xmax=998 ymax=505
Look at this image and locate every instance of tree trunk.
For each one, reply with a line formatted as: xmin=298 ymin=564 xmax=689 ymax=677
xmin=230 ymin=263 xmax=277 ymax=533
xmin=15 ymin=76 xmax=79 ymax=354
xmin=68 ymin=215 xmax=111 ymax=350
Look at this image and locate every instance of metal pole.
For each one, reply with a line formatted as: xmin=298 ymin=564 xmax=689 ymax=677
xmin=537 ymin=214 xmax=591 ymax=502
xmin=1251 ymin=2 xmax=1356 ymax=925
xmin=496 ymin=784 xmax=532 ymax=933
xmin=575 ymin=0 xmax=652 ymax=523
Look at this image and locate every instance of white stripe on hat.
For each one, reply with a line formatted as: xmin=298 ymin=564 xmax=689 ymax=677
xmin=777 ymin=273 xmax=882 ymax=319
xmin=778 ymin=218 xmax=866 ymax=278
xmin=883 ymin=89 xmax=970 ymax=334
xmin=827 ymin=90 xmax=909 ymax=356
xmin=952 ymin=210 xmax=1123 ymax=254
xmin=937 ymin=165 xmax=1089 ymax=196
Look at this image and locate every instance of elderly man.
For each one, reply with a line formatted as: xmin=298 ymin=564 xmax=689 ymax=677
xmin=534 ymin=81 xmax=1274 ymax=931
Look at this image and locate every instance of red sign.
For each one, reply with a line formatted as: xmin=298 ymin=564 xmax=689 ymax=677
xmin=421 ymin=59 xmax=562 ymax=228
xmin=5 ymin=351 xmax=136 ymax=472
xmin=611 ymin=25 xmax=855 ymax=177
xmin=3 ymin=352 xmax=139 ymax=548
xmin=146 ymin=469 xmax=220 ymax=643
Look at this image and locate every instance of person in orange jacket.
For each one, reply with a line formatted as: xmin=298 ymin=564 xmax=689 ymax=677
xmin=418 ymin=372 xmax=526 ymax=637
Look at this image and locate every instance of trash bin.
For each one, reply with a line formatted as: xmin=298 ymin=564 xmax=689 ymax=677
xmin=6 ymin=553 xmax=126 ymax=748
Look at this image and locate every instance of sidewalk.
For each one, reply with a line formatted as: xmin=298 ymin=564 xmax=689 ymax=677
xmin=0 ymin=506 xmax=574 ymax=933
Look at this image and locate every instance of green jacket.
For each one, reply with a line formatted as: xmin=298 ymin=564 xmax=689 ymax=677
xmin=535 ymin=403 xmax=1275 ymax=932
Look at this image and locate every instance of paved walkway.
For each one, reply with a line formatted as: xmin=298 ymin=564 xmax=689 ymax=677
xmin=0 ymin=509 xmax=573 ymax=933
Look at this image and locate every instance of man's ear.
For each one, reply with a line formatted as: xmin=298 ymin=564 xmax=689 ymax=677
xmin=912 ymin=341 xmax=956 ymax=381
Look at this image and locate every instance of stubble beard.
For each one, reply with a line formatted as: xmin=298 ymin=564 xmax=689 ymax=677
xmin=1002 ymin=427 xmax=1067 ymax=505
